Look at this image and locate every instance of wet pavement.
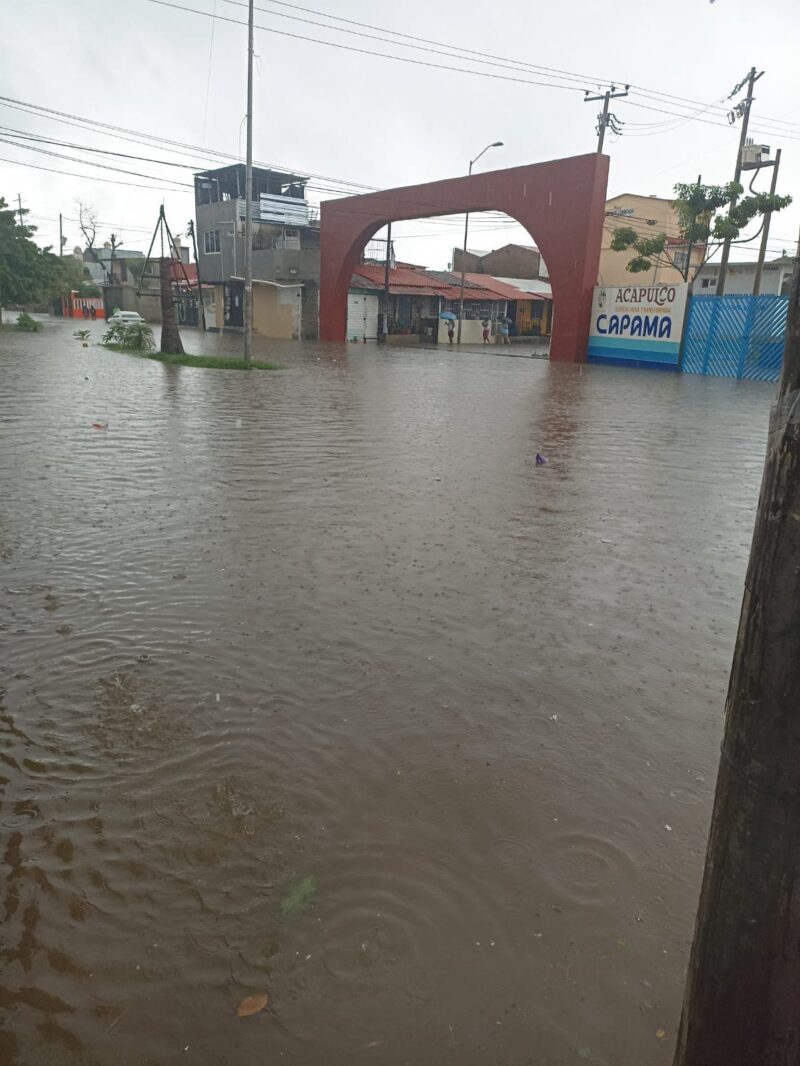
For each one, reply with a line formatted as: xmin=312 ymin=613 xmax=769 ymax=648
xmin=0 ymin=317 xmax=775 ymax=1064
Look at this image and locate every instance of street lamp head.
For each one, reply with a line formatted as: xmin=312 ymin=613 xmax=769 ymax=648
xmin=491 ymin=141 xmax=504 ymax=148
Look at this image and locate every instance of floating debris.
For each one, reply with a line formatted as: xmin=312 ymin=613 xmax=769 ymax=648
xmin=236 ymin=992 xmax=269 ymax=1017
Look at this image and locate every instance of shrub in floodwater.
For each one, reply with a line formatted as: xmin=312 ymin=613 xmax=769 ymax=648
xmin=15 ymin=312 xmax=40 ymax=332
xmin=73 ymin=329 xmax=91 ymax=344
xmin=102 ymin=321 xmax=155 ymax=351
xmin=279 ymin=875 xmax=317 ymax=919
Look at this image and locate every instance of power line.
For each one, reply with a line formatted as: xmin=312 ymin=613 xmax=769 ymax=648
xmin=144 ymin=0 xmax=603 ymax=94
xmin=146 ymin=0 xmax=800 ymax=142
xmin=0 ymin=96 xmax=526 ymax=234
xmin=27 ymin=211 xmax=154 ymax=233
xmin=0 ymin=153 xmax=196 ymax=192
xmin=0 ymin=135 xmax=193 ymax=187
xmin=0 ymin=95 xmax=373 ymax=194
xmin=226 ymin=0 xmax=800 ymax=134
xmin=0 ymin=126 xmax=200 ymax=170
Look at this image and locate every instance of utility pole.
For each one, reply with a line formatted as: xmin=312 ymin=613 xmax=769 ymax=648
xmin=109 ymin=233 xmax=119 ymax=284
xmin=752 ymin=148 xmax=781 ymax=296
xmin=682 ymin=175 xmax=702 ymax=284
xmin=16 ymin=194 xmax=23 ymax=227
xmin=584 ymin=85 xmax=629 ymax=153
xmin=716 ymin=66 xmax=764 ymax=295
xmin=187 ymin=220 xmax=207 ymax=331
xmin=379 ymin=223 xmax=391 ymax=344
xmin=243 ymin=0 xmax=254 ymax=362
xmin=673 ymin=252 xmax=800 ymax=1066
xmin=140 ymin=205 xmax=187 ymax=355
xmin=59 ymin=212 xmax=63 ymax=256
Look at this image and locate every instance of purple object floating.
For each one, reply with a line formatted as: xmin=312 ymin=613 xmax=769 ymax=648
xmin=535 ymin=453 xmax=548 ymax=465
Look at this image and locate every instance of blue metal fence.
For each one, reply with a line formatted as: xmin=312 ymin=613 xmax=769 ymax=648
xmin=681 ymin=294 xmax=788 ymax=381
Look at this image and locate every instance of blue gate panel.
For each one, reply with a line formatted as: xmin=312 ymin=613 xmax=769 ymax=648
xmin=682 ymin=294 xmax=788 ymax=381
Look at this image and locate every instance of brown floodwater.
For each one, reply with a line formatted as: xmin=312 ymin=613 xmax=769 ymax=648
xmin=0 ymin=318 xmax=775 ymax=1065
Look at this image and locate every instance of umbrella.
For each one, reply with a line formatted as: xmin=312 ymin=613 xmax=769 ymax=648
xmin=439 ymin=311 xmax=457 ymax=321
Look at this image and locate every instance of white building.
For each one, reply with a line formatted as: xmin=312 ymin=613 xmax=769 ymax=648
xmin=693 ymin=255 xmax=795 ymax=296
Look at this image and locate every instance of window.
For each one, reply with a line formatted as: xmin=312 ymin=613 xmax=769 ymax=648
xmin=701 ymin=278 xmax=715 ymax=289
xmin=203 ymin=229 xmax=221 ymax=254
xmin=673 ymin=250 xmax=688 ymax=273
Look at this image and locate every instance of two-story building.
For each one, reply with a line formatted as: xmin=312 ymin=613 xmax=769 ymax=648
xmin=194 ymin=164 xmax=320 ymax=339
xmin=599 ymin=193 xmax=705 ymax=286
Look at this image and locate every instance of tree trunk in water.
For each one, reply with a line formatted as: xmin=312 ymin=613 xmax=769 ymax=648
xmin=674 ymin=260 xmax=800 ymax=1064
xmin=160 ymin=259 xmax=184 ymax=355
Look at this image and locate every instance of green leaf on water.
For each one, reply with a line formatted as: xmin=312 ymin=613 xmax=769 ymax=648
xmin=280 ymin=875 xmax=317 ymax=919
xmin=577 ymin=1048 xmax=591 ymax=1060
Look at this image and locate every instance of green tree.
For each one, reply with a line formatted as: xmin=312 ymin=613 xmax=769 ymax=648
xmin=0 ymin=196 xmax=94 ymax=307
xmin=611 ymin=181 xmax=792 ymax=281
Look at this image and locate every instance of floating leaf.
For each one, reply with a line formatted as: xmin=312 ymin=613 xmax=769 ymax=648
xmin=366 ymin=1041 xmax=383 ymax=1049
xmin=280 ymin=875 xmax=317 ymax=919
xmin=577 ymin=1048 xmax=591 ymax=1059
xmin=236 ymin=992 xmax=269 ymax=1017
xmin=656 ymin=1027 xmax=667 ymax=1040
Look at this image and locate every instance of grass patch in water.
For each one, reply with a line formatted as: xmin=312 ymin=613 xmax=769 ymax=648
xmin=102 ymin=343 xmax=280 ymax=371
xmin=279 ymin=875 xmax=317 ymax=919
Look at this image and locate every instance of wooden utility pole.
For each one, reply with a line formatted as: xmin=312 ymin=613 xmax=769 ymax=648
xmin=16 ymin=194 xmax=24 ymax=226
xmin=753 ymin=148 xmax=782 ymax=296
xmin=716 ymin=67 xmax=763 ymax=296
xmin=673 ymin=254 xmax=800 ymax=1065
xmin=159 ymin=258 xmax=184 ymax=355
xmin=140 ymin=205 xmax=192 ymax=355
xmin=59 ymin=212 xmax=63 ymax=256
xmin=243 ymin=0 xmax=254 ymax=362
xmin=584 ymin=85 xmax=629 ymax=153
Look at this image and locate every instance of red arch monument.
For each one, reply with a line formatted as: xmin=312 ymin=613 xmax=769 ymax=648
xmin=319 ymin=152 xmax=609 ymax=363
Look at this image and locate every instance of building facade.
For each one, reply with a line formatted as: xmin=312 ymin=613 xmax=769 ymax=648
xmin=452 ymin=243 xmax=547 ymax=281
xmin=194 ymin=164 xmax=320 ymax=339
xmin=347 ymin=264 xmax=550 ymax=344
xmin=599 ymin=193 xmax=704 ymax=287
xmin=693 ymin=255 xmax=795 ymax=296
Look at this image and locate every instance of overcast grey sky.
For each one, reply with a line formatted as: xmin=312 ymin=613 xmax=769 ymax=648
xmin=3 ymin=0 xmax=799 ymax=269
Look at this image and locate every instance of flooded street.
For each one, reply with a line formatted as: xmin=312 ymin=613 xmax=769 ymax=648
xmin=1 ymin=319 xmax=774 ymax=1065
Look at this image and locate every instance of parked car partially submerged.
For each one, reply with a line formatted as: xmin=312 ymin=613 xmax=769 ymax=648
xmin=107 ymin=311 xmax=146 ymax=327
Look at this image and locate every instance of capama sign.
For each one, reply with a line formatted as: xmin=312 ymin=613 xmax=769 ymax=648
xmin=587 ymin=283 xmax=688 ymax=369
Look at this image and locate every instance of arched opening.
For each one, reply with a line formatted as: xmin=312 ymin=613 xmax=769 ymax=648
xmin=319 ymin=154 xmax=609 ymax=363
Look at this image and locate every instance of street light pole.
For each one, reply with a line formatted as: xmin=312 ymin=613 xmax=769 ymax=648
xmin=243 ymin=0 xmax=254 ymax=362
xmin=457 ymin=140 xmax=503 ymax=345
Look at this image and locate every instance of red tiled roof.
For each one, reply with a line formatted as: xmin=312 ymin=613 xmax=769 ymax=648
xmin=351 ymin=264 xmax=507 ymax=301
xmin=352 ymin=263 xmax=448 ymax=294
xmin=167 ymin=259 xmax=198 ymax=284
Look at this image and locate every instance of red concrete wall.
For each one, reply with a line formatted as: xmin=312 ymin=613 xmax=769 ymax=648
xmin=319 ymin=153 xmax=609 ymax=363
